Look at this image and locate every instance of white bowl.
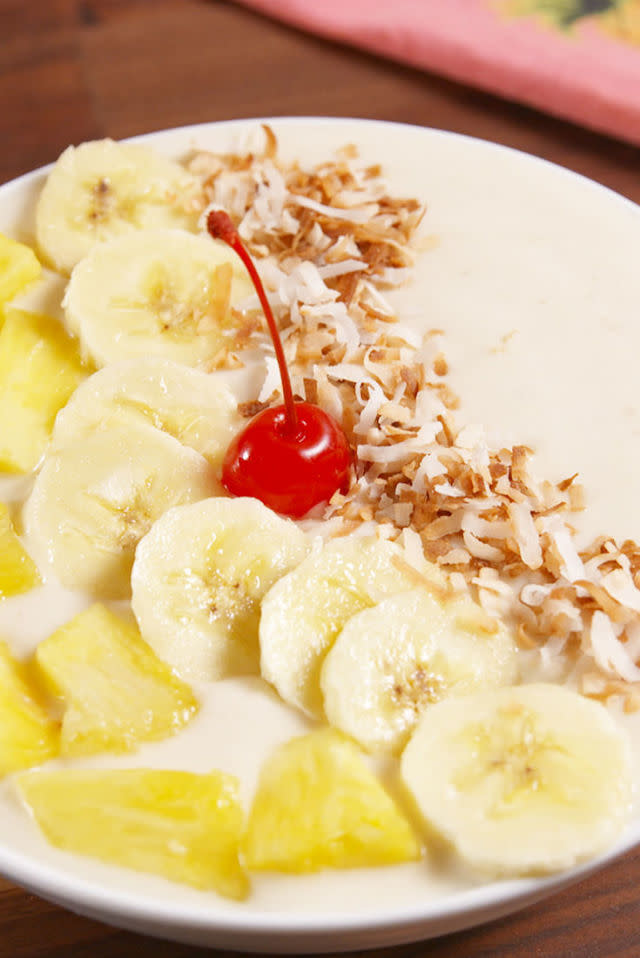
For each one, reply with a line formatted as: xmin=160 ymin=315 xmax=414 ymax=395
xmin=0 ymin=117 xmax=638 ymax=952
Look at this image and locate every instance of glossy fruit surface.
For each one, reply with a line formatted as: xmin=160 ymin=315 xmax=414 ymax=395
xmin=244 ymin=728 xmax=421 ymax=873
xmin=222 ymin=401 xmax=350 ymax=518
xmin=207 ymin=210 xmax=351 ymax=518
xmin=17 ymin=767 xmax=249 ymax=898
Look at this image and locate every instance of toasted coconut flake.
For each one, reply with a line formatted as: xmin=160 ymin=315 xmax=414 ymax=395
xmin=517 ymin=623 xmax=543 ymax=650
xmin=540 ymin=516 xmax=585 ymax=582
xmin=421 ymin=513 xmax=463 ymax=540
xmin=357 ymin=435 xmax=437 ymax=465
xmin=397 ymin=526 xmax=427 ymax=568
xmin=462 ymin=530 xmax=504 ymax=562
xmin=520 ymin=582 xmax=554 ymax=607
xmin=439 ymin=548 xmax=472 ymax=566
xmin=354 ymin=382 xmax=386 ymax=436
xmin=507 ymin=501 xmax=543 ymax=570
xmin=258 ymin=355 xmax=281 ymax=403
xmin=461 ymin=513 xmax=511 ymax=540
xmin=290 ymin=192 xmax=378 ymax=224
xmin=575 ymin=580 xmax=633 ymax=625
xmin=590 ymin=611 xmax=640 ymax=683
xmin=317 ymin=259 xmax=366 ymax=281
xmin=433 ymin=353 xmax=448 ymax=376
xmin=238 ymin=399 xmax=272 ymax=418
xmin=188 ymin=129 xmax=640 ymax=707
xmin=600 ymin=567 xmax=640 ymax=612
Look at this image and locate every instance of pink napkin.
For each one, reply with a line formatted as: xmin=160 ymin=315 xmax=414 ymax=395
xmin=237 ymin=0 xmax=640 ymax=147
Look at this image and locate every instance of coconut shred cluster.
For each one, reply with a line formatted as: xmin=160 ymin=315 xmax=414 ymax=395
xmin=187 ymin=127 xmax=640 ymax=712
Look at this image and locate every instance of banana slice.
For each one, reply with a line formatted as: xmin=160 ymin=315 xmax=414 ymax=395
xmin=131 ymin=497 xmax=309 ymax=682
xmin=36 ymin=139 xmax=202 ymax=273
xmin=63 ymin=228 xmax=254 ymax=369
xmin=51 ymin=357 xmax=241 ymax=468
xmin=24 ymin=420 xmax=218 ymax=598
xmin=321 ymin=588 xmax=518 ymax=755
xmin=259 ymin=535 xmax=442 ymax=718
xmin=401 ymin=683 xmax=634 ymax=876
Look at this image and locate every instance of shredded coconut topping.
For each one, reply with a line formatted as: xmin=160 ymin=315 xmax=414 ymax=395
xmin=188 ymin=126 xmax=640 ymax=711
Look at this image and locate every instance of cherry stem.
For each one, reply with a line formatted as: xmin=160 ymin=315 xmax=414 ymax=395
xmin=206 ymin=210 xmax=298 ymax=435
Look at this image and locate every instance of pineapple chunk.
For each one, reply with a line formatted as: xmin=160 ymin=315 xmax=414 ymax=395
xmin=0 ymin=233 xmax=41 ymax=306
xmin=35 ymin=604 xmax=198 ymax=756
xmin=0 ymin=501 xmax=41 ymax=598
xmin=0 ymin=307 xmax=87 ymax=473
xmin=0 ymin=641 xmax=58 ymax=774
xmin=244 ymin=729 xmax=421 ymax=873
xmin=16 ymin=768 xmax=249 ymax=899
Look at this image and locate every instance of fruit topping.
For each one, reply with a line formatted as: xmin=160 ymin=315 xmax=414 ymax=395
xmin=244 ymin=728 xmax=421 ymax=872
xmin=25 ymin=419 xmax=218 ymax=597
xmin=35 ymin=139 xmax=202 ymax=273
xmin=131 ymin=496 xmax=308 ymax=682
xmin=0 ymin=501 xmax=41 ymax=599
xmin=321 ymin=588 xmax=518 ymax=755
xmin=17 ymin=767 xmax=249 ymax=898
xmin=207 ymin=210 xmax=351 ymax=518
xmin=401 ymin=683 xmax=634 ymax=875
xmin=0 ymin=307 xmax=86 ymax=473
xmin=0 ymin=233 xmax=41 ymax=304
xmin=0 ymin=641 xmax=58 ymax=775
xmin=63 ymin=229 xmax=253 ymax=368
xmin=34 ymin=604 xmax=198 ymax=756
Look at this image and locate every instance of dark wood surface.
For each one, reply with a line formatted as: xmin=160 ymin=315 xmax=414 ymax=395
xmin=1 ymin=1 xmax=639 ymax=955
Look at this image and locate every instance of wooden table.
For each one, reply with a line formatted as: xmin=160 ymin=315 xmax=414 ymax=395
xmin=1 ymin=1 xmax=639 ymax=955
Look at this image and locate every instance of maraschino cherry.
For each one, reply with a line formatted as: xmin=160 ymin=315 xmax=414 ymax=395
xmin=207 ymin=210 xmax=351 ymax=519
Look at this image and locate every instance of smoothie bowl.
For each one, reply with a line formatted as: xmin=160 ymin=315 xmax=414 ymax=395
xmin=0 ymin=117 xmax=638 ymax=951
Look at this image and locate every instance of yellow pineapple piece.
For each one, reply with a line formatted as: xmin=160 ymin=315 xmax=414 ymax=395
xmin=244 ymin=728 xmax=421 ymax=873
xmin=0 ymin=307 xmax=87 ymax=473
xmin=0 ymin=641 xmax=58 ymax=775
xmin=0 ymin=234 xmax=41 ymax=306
xmin=35 ymin=604 xmax=198 ymax=756
xmin=16 ymin=768 xmax=249 ymax=899
xmin=0 ymin=501 xmax=41 ymax=598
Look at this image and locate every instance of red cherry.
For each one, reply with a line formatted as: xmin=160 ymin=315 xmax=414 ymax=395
xmin=222 ymin=401 xmax=351 ymax=518
xmin=207 ymin=210 xmax=352 ymax=518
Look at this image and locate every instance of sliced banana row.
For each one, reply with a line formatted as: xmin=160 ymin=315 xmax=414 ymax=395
xmin=24 ymin=356 xmax=244 ymax=597
xmin=258 ymin=533 xmax=519 ymax=742
xmin=258 ymin=535 xmax=436 ymax=718
xmin=23 ymin=138 xmax=259 ymax=597
xmin=128 ymin=513 xmax=519 ymax=756
xmin=36 ymin=139 xmax=255 ymax=371
xmin=126 ymin=507 xmax=634 ymax=877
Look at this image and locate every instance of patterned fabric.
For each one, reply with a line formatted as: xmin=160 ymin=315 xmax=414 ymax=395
xmin=237 ymin=0 xmax=640 ymax=145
